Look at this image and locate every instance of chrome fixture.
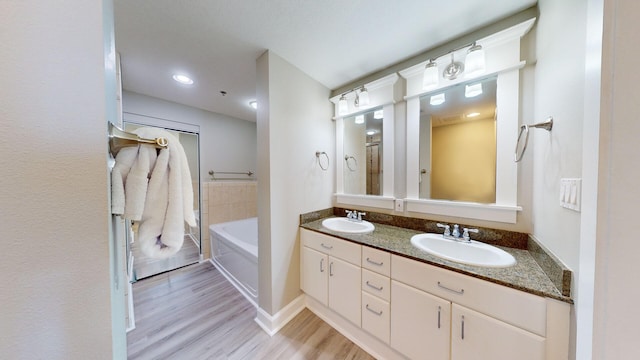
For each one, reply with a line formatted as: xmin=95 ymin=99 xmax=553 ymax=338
xmin=436 ymin=223 xmax=451 ymax=237
xmin=515 ymin=116 xmax=554 ymax=162
xmin=422 ymin=41 xmax=487 ymax=90
xmin=315 ymin=151 xmax=329 ymax=171
xmin=436 ymin=223 xmax=479 ymax=242
xmin=337 ymin=85 xmax=371 ymax=116
xmin=108 ymin=122 xmax=168 ymax=157
xmin=345 ymin=209 xmax=366 ymax=222
xmin=462 ymin=227 xmax=479 ymax=241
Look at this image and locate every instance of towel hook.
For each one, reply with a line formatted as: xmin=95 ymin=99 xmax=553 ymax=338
xmin=108 ymin=122 xmax=168 ymax=157
xmin=515 ymin=117 xmax=553 ymax=162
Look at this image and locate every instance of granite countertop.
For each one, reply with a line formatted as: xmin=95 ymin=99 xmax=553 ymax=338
xmin=301 ymin=216 xmax=572 ymax=304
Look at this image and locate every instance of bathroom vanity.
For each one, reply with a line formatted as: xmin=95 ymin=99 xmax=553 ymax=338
xmin=299 ymin=216 xmax=571 ymax=360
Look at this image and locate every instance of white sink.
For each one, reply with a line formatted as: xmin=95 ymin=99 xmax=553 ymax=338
xmin=322 ymin=217 xmax=375 ymax=234
xmin=410 ymin=233 xmax=516 ymax=268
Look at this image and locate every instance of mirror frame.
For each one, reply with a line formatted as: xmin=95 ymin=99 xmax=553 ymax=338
xmin=400 ymin=19 xmax=535 ymax=223
xmin=331 ymin=73 xmax=400 ymax=210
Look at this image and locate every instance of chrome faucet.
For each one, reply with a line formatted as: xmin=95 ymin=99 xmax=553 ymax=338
xmin=462 ymin=227 xmax=479 ymax=241
xmin=437 ymin=223 xmax=479 ymax=242
xmin=345 ymin=209 xmax=365 ymax=222
xmin=436 ymin=223 xmax=451 ymax=237
xmin=356 ymin=211 xmax=366 ymax=222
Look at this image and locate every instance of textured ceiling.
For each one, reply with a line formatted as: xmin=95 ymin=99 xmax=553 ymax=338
xmin=114 ymin=0 xmax=536 ymax=122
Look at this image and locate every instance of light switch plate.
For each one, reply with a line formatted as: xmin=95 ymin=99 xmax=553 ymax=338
xmin=560 ymin=178 xmax=581 ymax=212
xmin=395 ymin=199 xmax=404 ymax=212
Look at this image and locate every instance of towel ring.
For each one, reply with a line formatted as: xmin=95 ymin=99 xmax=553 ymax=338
xmin=344 ymin=155 xmax=358 ymax=171
xmin=515 ymin=117 xmax=553 ymax=162
xmin=316 ymin=151 xmax=329 ymax=171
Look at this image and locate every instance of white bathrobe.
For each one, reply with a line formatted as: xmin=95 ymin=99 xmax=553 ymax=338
xmin=111 ymin=127 xmax=196 ymax=259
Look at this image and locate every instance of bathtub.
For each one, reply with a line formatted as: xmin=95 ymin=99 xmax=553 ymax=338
xmin=209 ymin=217 xmax=258 ymax=305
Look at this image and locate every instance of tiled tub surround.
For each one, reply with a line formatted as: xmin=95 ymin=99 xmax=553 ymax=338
xmin=300 ymin=208 xmax=572 ymax=303
xmin=201 ymin=181 xmax=257 ymax=258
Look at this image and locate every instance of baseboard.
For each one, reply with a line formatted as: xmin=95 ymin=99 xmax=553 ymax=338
xmin=254 ymin=294 xmax=306 ymax=337
xmin=305 ymin=296 xmax=403 ymax=360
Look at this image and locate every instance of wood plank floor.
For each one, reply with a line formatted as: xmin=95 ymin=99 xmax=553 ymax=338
xmin=127 ymin=261 xmax=374 ymax=360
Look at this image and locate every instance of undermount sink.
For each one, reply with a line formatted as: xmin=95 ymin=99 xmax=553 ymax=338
xmin=410 ymin=233 xmax=516 ymax=268
xmin=322 ymin=217 xmax=375 ymax=234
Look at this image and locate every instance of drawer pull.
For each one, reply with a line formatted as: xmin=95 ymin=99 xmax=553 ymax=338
xmin=461 ymin=315 xmax=465 ymax=340
xmin=366 ymin=281 xmax=383 ymax=291
xmin=437 ymin=306 xmax=441 ymax=329
xmin=321 ymin=243 xmax=333 ymax=250
xmin=320 ymin=258 xmax=324 ymax=272
xmin=366 ymin=257 xmax=384 ymax=266
xmin=437 ymin=281 xmax=464 ymax=295
xmin=366 ymin=304 xmax=383 ymax=316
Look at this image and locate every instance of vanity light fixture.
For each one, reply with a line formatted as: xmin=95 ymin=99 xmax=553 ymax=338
xmin=249 ymin=100 xmax=257 ymax=109
xmin=423 ymin=59 xmax=439 ymax=90
xmin=338 ymin=94 xmax=349 ymax=115
xmin=464 ymin=42 xmax=486 ymax=78
xmin=373 ymin=110 xmax=384 ymax=119
xmin=443 ymin=53 xmax=464 ymax=80
xmin=355 ymin=115 xmax=365 ymax=124
xmin=465 ymin=83 xmax=483 ymax=98
xmin=357 ymin=86 xmax=370 ymax=107
xmin=430 ymin=93 xmax=446 ymax=106
xmin=172 ymin=74 xmax=194 ymax=85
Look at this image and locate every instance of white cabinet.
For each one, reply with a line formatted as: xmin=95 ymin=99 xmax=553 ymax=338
xmin=390 ymin=280 xmax=451 ymax=360
xmin=301 ymin=229 xmax=362 ymax=326
xmin=451 ymin=304 xmax=545 ymax=360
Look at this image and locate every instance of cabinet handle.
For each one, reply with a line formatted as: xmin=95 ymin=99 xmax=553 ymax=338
xmin=329 ymin=262 xmax=334 ymax=276
xmin=366 ymin=304 xmax=383 ymax=316
xmin=321 ymin=243 xmax=333 ymax=250
xmin=366 ymin=257 xmax=384 ymax=266
xmin=461 ymin=315 xmax=465 ymax=340
xmin=437 ymin=306 xmax=441 ymax=329
xmin=320 ymin=258 xmax=324 ymax=272
xmin=366 ymin=281 xmax=383 ymax=291
xmin=437 ymin=281 xmax=464 ymax=295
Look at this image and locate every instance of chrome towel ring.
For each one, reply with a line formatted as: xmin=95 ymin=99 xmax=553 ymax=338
xmin=316 ymin=151 xmax=329 ymax=171
xmin=515 ymin=117 xmax=553 ymax=162
xmin=344 ymin=155 xmax=358 ymax=171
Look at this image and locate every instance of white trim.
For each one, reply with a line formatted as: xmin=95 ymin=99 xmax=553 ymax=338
xmin=254 ymin=294 xmax=306 ymax=336
xmin=208 ymin=259 xmax=258 ymax=308
xmin=305 ymin=295 xmax=403 ymax=360
xmin=405 ymin=198 xmax=522 ymax=224
xmin=335 ymin=194 xmax=396 ymax=210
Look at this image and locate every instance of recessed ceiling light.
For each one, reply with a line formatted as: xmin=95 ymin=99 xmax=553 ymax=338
xmin=249 ymin=100 xmax=257 ymax=109
xmin=366 ymin=130 xmax=376 ymax=136
xmin=172 ymin=74 xmax=193 ymax=85
xmin=467 ymin=112 xmax=480 ymax=118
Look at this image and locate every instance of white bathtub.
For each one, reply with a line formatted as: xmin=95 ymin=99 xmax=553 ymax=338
xmin=209 ymin=217 xmax=258 ymax=305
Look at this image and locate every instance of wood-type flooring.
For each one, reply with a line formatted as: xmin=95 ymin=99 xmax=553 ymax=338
xmin=127 ymin=261 xmax=374 ymax=360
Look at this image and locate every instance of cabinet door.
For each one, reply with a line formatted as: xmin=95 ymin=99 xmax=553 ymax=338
xmin=390 ymin=281 xmax=450 ymax=360
xmin=302 ymin=246 xmax=328 ymax=306
xmin=451 ymin=304 xmax=545 ymax=360
xmin=328 ymin=256 xmax=361 ymax=326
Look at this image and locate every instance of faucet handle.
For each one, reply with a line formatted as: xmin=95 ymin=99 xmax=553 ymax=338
xmin=462 ymin=228 xmax=479 ymax=241
xmin=357 ymin=212 xmax=366 ymax=221
xmin=345 ymin=210 xmax=354 ymax=218
xmin=436 ymin=223 xmax=451 ymax=236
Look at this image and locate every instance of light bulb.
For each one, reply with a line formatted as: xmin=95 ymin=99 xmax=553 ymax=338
xmin=423 ymin=60 xmax=439 ymax=90
xmin=358 ymin=87 xmax=370 ymax=107
xmin=465 ymin=43 xmax=486 ymax=78
xmin=338 ymin=95 xmax=349 ymax=115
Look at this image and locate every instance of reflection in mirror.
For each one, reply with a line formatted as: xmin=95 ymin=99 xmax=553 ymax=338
xmin=343 ymin=107 xmax=384 ymax=195
xmin=419 ymin=76 xmax=497 ymax=203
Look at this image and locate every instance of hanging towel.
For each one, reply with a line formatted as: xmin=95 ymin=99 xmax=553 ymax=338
xmin=110 ymin=127 xmax=196 ymax=259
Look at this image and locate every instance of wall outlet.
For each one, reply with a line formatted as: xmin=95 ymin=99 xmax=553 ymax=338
xmin=560 ymin=178 xmax=581 ymax=212
xmin=395 ymin=199 xmax=404 ymax=212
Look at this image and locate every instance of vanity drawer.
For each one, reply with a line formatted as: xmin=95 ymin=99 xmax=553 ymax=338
xmin=362 ymin=268 xmax=390 ymax=301
xmin=391 ymin=254 xmax=547 ymax=337
xmin=301 ymin=228 xmax=361 ymax=265
xmin=362 ymin=246 xmax=391 ymax=276
xmin=362 ymin=291 xmax=390 ymax=344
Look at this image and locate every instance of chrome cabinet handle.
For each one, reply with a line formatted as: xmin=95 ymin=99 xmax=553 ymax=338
xmin=321 ymin=243 xmax=333 ymax=250
xmin=320 ymin=258 xmax=324 ymax=272
xmin=461 ymin=315 xmax=465 ymax=340
xmin=366 ymin=304 xmax=383 ymax=316
xmin=437 ymin=281 xmax=464 ymax=295
xmin=366 ymin=257 xmax=384 ymax=266
xmin=366 ymin=281 xmax=383 ymax=291
xmin=437 ymin=306 xmax=441 ymax=329
xmin=329 ymin=262 xmax=334 ymax=276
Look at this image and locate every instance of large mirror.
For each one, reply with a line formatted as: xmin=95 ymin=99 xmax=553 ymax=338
xmin=343 ymin=107 xmax=384 ymax=196
xmin=419 ymin=76 xmax=497 ymax=203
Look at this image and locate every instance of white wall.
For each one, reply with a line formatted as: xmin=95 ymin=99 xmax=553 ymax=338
xmin=122 ymin=91 xmax=257 ymax=182
xmin=592 ymin=0 xmax=640 ymax=358
xmin=256 ymin=51 xmax=334 ymax=314
xmin=0 ymin=1 xmax=115 ymax=358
